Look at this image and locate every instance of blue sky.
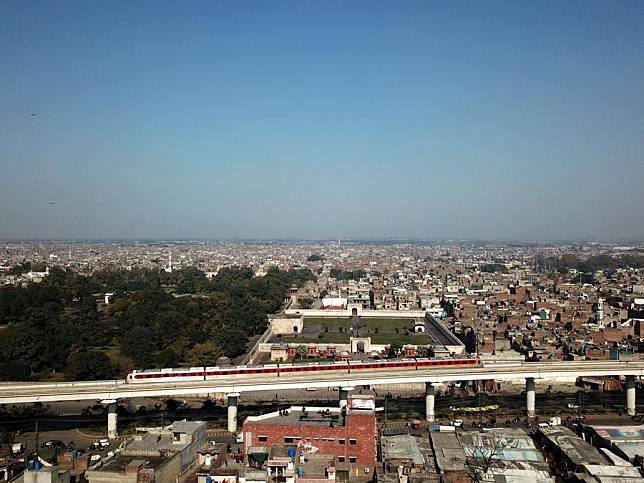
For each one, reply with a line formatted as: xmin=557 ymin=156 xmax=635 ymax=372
xmin=1 ymin=1 xmax=642 ymax=240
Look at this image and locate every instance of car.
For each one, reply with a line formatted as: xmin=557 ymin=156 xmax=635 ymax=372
xmin=537 ymin=422 xmax=550 ymax=428
xmin=99 ymin=439 xmax=110 ymax=448
xmin=568 ymin=403 xmax=579 ymax=409
xmin=450 ymin=419 xmax=463 ymax=427
xmin=41 ymin=440 xmax=65 ymax=449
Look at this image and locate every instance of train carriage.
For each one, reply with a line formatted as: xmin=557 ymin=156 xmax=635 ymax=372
xmin=126 ymin=356 xmax=479 ymax=384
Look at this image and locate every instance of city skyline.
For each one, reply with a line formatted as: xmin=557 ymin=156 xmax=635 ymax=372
xmin=1 ymin=1 xmax=643 ymax=240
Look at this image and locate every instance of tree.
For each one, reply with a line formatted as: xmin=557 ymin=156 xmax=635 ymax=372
xmin=297 ymin=344 xmax=307 ymax=360
xmin=165 ymin=399 xmax=180 ymax=412
xmin=64 ymin=351 xmax=115 ymax=381
xmin=201 ymin=399 xmax=216 ymax=412
xmin=416 ymin=346 xmax=433 ymax=358
xmin=480 ymin=263 xmax=508 ymax=273
xmin=157 ymin=347 xmax=180 ymax=367
xmin=307 ymin=254 xmax=323 ymax=262
xmin=464 ymin=437 xmax=505 ymax=482
xmin=299 ymin=297 xmax=314 ymax=309
xmin=185 ymin=342 xmax=222 ymax=366
xmin=387 ymin=343 xmax=403 ymax=358
xmin=464 ymin=328 xmax=478 ymax=354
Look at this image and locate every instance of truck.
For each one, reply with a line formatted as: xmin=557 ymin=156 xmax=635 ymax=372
xmin=549 ymin=417 xmax=562 ymax=426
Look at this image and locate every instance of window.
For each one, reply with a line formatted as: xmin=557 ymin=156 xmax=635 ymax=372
xmin=321 ymin=437 xmax=335 ymax=442
xmin=349 ymin=438 xmax=357 ymax=445
xmin=338 ymin=456 xmax=345 ymax=463
xmin=349 ymin=456 xmax=357 ymax=463
xmin=339 ymin=438 xmax=345 ymax=445
xmin=284 ymin=437 xmax=301 ymax=443
xmin=258 ymin=436 xmax=268 ymax=442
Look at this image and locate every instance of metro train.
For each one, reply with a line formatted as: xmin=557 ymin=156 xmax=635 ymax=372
xmin=125 ymin=356 xmax=480 ymax=383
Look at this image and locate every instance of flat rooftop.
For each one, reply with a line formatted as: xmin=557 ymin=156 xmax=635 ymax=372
xmin=298 ymin=454 xmax=335 ymax=478
xmin=91 ymin=454 xmax=167 ymax=473
xmin=539 ymin=426 xmax=610 ymax=466
xmin=250 ymin=408 xmax=344 ymax=427
xmin=382 ymin=434 xmax=425 ymax=466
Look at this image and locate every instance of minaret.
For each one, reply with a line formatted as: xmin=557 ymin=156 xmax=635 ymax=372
xmin=597 ymin=297 xmax=604 ymax=328
xmin=168 ymin=252 xmax=173 ymax=273
xmin=338 ymin=237 xmax=341 ymax=248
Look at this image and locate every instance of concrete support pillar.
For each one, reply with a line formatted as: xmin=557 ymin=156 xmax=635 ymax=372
xmin=526 ymin=378 xmax=536 ymax=418
xmin=339 ymin=386 xmax=354 ymax=408
xmin=227 ymin=393 xmax=240 ymax=434
xmin=425 ymin=382 xmax=435 ymax=422
xmin=103 ymin=399 xmax=118 ymax=439
xmin=626 ymin=376 xmax=636 ymax=416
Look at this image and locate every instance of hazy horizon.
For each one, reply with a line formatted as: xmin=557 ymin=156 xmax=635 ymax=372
xmin=2 ymin=1 xmax=643 ymax=241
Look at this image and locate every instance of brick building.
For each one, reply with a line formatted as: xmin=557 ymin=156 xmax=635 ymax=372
xmin=242 ymin=396 xmax=377 ymax=475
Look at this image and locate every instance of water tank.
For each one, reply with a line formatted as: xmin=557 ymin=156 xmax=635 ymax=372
xmin=288 ymin=447 xmax=296 ymax=458
xmin=34 ymin=460 xmax=42 ymax=471
xmin=206 ymin=476 xmax=212 ymax=483
xmin=297 ymin=467 xmax=304 ymax=477
xmin=27 ymin=461 xmax=34 ymax=470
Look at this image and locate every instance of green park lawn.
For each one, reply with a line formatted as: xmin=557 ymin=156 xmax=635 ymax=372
xmin=272 ymin=316 xmax=433 ymax=346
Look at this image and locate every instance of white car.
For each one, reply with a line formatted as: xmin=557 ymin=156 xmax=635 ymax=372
xmin=567 ymin=403 xmax=579 ymax=409
xmin=99 ymin=439 xmax=110 ymax=448
xmin=450 ymin=419 xmax=463 ymax=427
xmin=537 ymin=422 xmax=550 ymax=428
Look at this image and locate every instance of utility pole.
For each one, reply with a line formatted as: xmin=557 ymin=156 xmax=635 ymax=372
xmin=384 ymin=395 xmax=388 ymax=425
xmin=34 ymin=419 xmax=39 ymax=456
xmin=478 ymin=391 xmax=483 ymax=429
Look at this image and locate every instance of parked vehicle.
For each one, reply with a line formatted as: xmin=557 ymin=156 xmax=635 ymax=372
xmin=41 ymin=440 xmax=65 ymax=449
xmin=450 ymin=419 xmax=463 ymax=427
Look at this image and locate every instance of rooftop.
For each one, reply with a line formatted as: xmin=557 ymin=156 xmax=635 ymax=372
xmin=246 ymin=407 xmax=344 ymax=427
xmin=92 ymin=454 xmax=167 ymax=473
xmin=381 ymin=434 xmax=425 ymax=466
xmin=539 ymin=426 xmax=610 ymax=466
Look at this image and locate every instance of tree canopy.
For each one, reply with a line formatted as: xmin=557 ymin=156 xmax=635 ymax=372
xmin=0 ymin=264 xmax=313 ymax=381
xmin=330 ymin=268 xmax=366 ymax=280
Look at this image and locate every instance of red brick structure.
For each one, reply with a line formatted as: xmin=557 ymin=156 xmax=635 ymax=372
xmin=243 ymin=397 xmax=377 ymax=473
